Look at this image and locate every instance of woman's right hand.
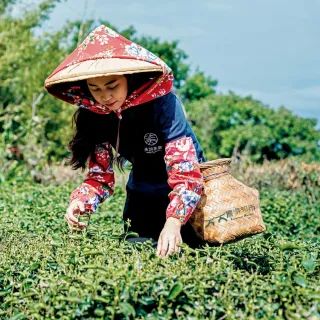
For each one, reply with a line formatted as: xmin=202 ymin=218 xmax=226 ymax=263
xmin=65 ymin=200 xmax=87 ymax=231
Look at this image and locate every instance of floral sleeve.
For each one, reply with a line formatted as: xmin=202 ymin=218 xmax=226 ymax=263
xmin=164 ymin=136 xmax=203 ymax=225
xmin=69 ymin=142 xmax=115 ymax=213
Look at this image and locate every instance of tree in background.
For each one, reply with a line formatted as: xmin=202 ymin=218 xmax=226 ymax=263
xmin=185 ymin=92 xmax=320 ymax=162
xmin=0 ymin=0 xmax=70 ymax=182
xmin=179 ymin=70 xmax=217 ymax=101
xmin=0 ymin=0 xmax=17 ymax=14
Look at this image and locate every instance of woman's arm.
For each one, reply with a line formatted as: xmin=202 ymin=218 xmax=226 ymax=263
xmin=70 ymin=142 xmax=115 ymax=213
xmin=156 ymin=93 xmax=203 ymax=256
xmin=164 ymin=136 xmax=203 ymax=225
xmin=155 ymin=92 xmax=203 ymax=224
xmin=157 ymin=136 xmax=203 ymax=257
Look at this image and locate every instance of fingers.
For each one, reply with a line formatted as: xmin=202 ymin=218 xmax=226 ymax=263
xmin=168 ymin=235 xmax=182 ymax=256
xmin=175 ymin=236 xmax=182 ymax=254
xmin=157 ymin=236 xmax=167 ymax=257
xmin=166 ymin=237 xmax=176 ymax=256
xmin=65 ymin=201 xmax=87 ymax=231
xmin=157 ymin=234 xmax=182 ymax=257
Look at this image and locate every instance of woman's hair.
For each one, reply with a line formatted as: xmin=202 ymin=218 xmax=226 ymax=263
xmin=67 ymin=72 xmax=161 ymax=172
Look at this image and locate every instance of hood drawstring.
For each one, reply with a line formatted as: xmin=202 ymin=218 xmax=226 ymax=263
xmin=115 ymin=117 xmax=121 ymax=159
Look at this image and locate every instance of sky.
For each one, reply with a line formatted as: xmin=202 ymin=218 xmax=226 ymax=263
xmin=20 ymin=0 xmax=320 ymax=126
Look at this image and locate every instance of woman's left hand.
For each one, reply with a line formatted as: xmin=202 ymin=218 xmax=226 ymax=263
xmin=157 ymin=217 xmax=182 ymax=257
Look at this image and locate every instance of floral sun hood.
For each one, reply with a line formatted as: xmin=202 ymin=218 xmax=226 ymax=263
xmin=44 ymin=25 xmax=174 ymax=116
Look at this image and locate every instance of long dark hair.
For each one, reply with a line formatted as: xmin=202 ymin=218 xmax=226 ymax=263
xmin=67 ymin=72 xmax=161 ymax=172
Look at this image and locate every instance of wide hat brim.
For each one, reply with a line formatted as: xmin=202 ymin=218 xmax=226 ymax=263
xmin=44 ymin=58 xmax=162 ymax=88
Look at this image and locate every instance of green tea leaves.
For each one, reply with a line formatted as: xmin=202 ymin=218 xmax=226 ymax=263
xmin=167 ymin=282 xmax=184 ymax=301
xmin=301 ymin=259 xmax=317 ymax=273
xmin=0 ymin=182 xmax=319 ymax=318
xmin=293 ymin=276 xmax=308 ymax=288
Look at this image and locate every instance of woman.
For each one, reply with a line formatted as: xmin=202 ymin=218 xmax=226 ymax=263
xmin=45 ymin=25 xmax=206 ymax=257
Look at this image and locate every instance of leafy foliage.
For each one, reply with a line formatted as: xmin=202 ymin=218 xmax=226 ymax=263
xmin=0 ymin=0 xmax=73 ymax=177
xmin=0 ymin=180 xmax=319 ymax=319
xmin=134 ymin=36 xmax=189 ymax=89
xmin=179 ymin=70 xmax=217 ymax=101
xmin=0 ymin=0 xmax=18 ymax=15
xmin=185 ymin=92 xmax=320 ymax=162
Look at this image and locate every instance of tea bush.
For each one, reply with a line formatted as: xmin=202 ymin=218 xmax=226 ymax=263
xmin=0 ymin=182 xmax=319 ymax=319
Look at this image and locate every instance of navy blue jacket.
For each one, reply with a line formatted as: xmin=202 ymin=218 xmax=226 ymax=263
xmin=102 ymin=92 xmax=205 ymax=195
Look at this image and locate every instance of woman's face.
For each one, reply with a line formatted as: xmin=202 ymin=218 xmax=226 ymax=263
xmin=86 ymin=75 xmax=128 ymax=111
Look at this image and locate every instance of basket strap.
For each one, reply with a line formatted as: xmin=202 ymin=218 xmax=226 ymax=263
xmin=203 ymin=169 xmax=230 ymax=181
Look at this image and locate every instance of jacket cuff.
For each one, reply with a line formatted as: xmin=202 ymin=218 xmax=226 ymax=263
xmin=166 ymin=188 xmax=201 ymax=225
xmin=70 ymin=182 xmax=114 ymax=213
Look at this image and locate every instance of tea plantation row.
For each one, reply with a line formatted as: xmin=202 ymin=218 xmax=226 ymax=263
xmin=0 ymin=182 xmax=319 ymax=319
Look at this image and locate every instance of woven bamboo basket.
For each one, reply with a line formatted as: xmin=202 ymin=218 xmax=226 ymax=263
xmin=189 ymin=158 xmax=266 ymax=244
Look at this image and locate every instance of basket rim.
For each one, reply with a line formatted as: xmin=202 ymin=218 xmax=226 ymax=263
xmin=200 ymin=158 xmax=231 ymax=169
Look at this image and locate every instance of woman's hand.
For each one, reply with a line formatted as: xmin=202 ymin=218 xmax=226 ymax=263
xmin=157 ymin=217 xmax=182 ymax=257
xmin=65 ymin=200 xmax=87 ymax=231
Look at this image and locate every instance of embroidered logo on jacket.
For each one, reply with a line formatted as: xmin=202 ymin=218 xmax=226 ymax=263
xmin=144 ymin=133 xmax=162 ymax=154
xmin=144 ymin=133 xmax=158 ymax=146
xmin=144 ymin=146 xmax=163 ymax=154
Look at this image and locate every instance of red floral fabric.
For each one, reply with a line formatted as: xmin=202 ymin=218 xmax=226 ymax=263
xmin=69 ymin=136 xmax=203 ymax=223
xmin=70 ymin=142 xmax=115 ymax=213
xmin=164 ymin=137 xmax=203 ymax=225
xmin=45 ymin=25 xmax=173 ymax=118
